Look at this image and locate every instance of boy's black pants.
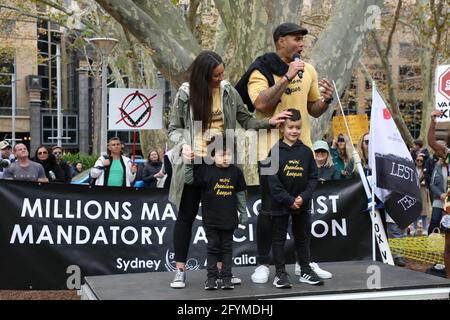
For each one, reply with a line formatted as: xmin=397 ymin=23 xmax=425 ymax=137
xmin=258 ymin=212 xmax=311 ymax=270
xmin=205 ymin=227 xmax=234 ymax=279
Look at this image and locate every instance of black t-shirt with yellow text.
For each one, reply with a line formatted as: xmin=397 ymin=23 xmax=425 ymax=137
xmin=194 ymin=164 xmax=246 ymax=230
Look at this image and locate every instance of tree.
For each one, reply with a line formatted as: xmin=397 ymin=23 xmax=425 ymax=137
xmin=93 ymin=0 xmax=383 ymax=183
xmin=364 ymin=0 xmax=449 ymax=147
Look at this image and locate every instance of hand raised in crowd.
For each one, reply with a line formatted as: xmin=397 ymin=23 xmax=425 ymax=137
xmin=430 ymin=110 xmax=443 ymax=123
xmin=331 ymin=139 xmax=337 ymax=149
xmin=318 ymin=79 xmax=333 ymax=103
xmin=181 ymin=144 xmax=194 ymax=162
xmin=269 ymin=110 xmax=293 ymax=127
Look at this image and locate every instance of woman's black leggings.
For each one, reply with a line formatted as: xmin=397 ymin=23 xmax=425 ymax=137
xmin=173 ymin=184 xmax=202 ymax=263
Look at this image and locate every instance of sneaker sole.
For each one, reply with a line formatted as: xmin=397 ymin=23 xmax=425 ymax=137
xmin=204 ymin=287 xmax=218 ymax=290
xmin=251 ymin=277 xmax=269 ymax=284
xmin=221 ymin=286 xmax=234 ymax=290
xmin=170 ymin=282 xmax=186 ymax=289
xmin=296 ymin=271 xmax=332 ymax=279
xmin=273 ymin=283 xmax=292 ymax=288
xmin=300 ymin=278 xmax=324 ymax=285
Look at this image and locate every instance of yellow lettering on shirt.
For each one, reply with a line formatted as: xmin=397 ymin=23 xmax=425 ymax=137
xmin=247 ymin=64 xmax=320 ymax=160
xmin=283 ymin=160 xmax=304 ymax=177
xmin=213 ymin=177 xmax=234 ymax=197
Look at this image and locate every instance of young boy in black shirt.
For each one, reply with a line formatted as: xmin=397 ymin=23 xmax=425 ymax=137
xmin=261 ymin=108 xmax=321 ymax=288
xmin=194 ymin=136 xmax=248 ymax=290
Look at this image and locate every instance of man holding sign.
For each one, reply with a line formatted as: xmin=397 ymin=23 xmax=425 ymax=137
xmin=90 ymin=137 xmax=137 ymax=187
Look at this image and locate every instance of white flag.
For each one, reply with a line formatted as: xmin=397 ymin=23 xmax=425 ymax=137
xmin=368 ymin=86 xmax=422 ymax=229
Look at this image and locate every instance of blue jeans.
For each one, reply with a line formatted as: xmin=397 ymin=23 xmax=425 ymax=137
xmin=387 ymin=222 xmax=405 ymax=258
xmin=428 ymin=207 xmax=444 ymax=234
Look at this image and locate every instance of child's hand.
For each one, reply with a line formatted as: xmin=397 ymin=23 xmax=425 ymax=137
xmin=294 ymin=196 xmax=303 ymax=207
xmin=239 ymin=212 xmax=249 ymax=225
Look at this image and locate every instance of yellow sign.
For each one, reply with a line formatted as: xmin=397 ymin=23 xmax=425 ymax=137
xmin=332 ymin=114 xmax=369 ymax=144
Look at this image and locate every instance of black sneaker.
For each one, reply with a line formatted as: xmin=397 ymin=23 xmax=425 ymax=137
xmin=204 ymin=278 xmax=219 ymax=290
xmin=272 ymin=271 xmax=292 ymax=289
xmin=221 ymin=277 xmax=234 ymax=290
xmin=218 ymin=271 xmax=241 ymax=285
xmin=299 ymin=267 xmax=324 ymax=285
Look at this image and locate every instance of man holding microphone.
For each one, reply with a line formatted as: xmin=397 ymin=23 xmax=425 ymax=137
xmin=236 ymin=22 xmax=334 ymax=285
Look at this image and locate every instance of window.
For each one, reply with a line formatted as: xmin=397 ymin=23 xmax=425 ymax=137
xmin=37 ymin=20 xmax=60 ymax=110
xmin=41 ymin=114 xmax=78 ymax=145
xmin=108 ymin=130 xmax=140 ymax=146
xmin=399 ymin=100 xmax=422 ymax=139
xmin=0 ymin=58 xmax=14 ymax=116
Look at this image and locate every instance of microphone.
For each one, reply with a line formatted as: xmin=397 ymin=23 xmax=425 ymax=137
xmin=292 ymin=53 xmax=303 ymax=79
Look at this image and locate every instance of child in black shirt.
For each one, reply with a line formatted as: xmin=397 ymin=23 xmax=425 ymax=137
xmin=194 ymin=136 xmax=247 ymax=290
xmin=261 ymin=108 xmax=321 ymax=288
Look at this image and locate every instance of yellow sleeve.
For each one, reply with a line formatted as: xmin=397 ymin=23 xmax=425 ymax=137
xmin=307 ymin=64 xmax=321 ymax=102
xmin=247 ymin=70 xmax=269 ymax=104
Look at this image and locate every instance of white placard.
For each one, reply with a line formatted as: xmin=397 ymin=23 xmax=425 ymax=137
xmin=435 ymin=65 xmax=450 ymax=123
xmin=108 ymin=88 xmax=163 ymax=130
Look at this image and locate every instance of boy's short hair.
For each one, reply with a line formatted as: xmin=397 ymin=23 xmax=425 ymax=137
xmin=208 ymin=135 xmax=233 ymax=157
xmin=286 ymin=108 xmax=301 ymax=121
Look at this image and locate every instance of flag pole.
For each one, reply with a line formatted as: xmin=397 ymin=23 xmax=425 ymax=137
xmin=371 ymin=173 xmax=376 ymax=261
xmin=331 ymin=80 xmax=394 ymax=265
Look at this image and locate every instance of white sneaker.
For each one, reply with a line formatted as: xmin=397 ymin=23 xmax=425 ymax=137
xmin=231 ymin=275 xmax=241 ymax=285
xmin=295 ymin=262 xmax=332 ymax=279
xmin=422 ymin=230 xmax=428 ymax=236
xmin=251 ymin=265 xmax=270 ymax=283
xmin=170 ymin=268 xmax=186 ymax=288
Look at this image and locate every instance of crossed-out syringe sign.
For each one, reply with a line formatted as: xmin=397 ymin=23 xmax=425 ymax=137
xmin=115 ymin=91 xmax=157 ymax=128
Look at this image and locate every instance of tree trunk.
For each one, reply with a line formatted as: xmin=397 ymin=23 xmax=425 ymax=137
xmin=371 ymin=31 xmax=414 ymax=147
xmin=309 ymin=0 xmax=384 ymax=142
xmin=95 ymin=0 xmax=201 ymax=88
xmin=214 ymin=0 xmax=303 ymax=84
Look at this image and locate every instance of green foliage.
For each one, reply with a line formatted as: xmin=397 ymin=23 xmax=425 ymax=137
xmin=62 ymin=152 xmax=99 ymax=170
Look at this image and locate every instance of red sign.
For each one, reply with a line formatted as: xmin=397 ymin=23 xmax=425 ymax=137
xmin=383 ymin=108 xmax=391 ymax=120
xmin=438 ymin=66 xmax=450 ymax=100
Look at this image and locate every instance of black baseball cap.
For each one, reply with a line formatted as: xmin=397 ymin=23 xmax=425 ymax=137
xmin=273 ymin=22 xmax=308 ymax=42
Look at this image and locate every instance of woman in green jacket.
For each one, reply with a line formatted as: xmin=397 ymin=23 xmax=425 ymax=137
xmin=168 ymin=50 xmax=290 ymax=288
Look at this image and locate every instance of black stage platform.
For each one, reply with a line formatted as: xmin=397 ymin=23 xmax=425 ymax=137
xmin=80 ymin=261 xmax=450 ymax=300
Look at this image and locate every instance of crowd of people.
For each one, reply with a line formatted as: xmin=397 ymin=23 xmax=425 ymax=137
xmin=1 ymin=21 xmax=449 ymax=290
